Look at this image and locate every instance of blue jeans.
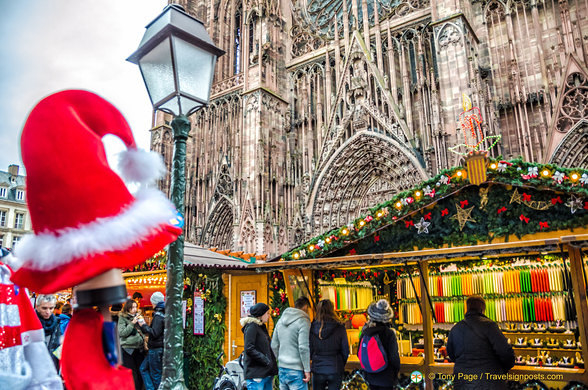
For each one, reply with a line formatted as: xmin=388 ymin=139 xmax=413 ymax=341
xmin=278 ymin=367 xmax=308 ymax=390
xmin=245 ymin=376 xmax=273 ymax=390
xmin=140 ymin=347 xmax=163 ymax=390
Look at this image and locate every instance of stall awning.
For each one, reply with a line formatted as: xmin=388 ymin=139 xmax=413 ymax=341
xmin=184 ymin=242 xmax=252 ymax=269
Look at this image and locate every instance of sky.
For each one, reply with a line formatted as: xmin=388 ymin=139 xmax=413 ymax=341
xmin=0 ymin=0 xmax=168 ymax=173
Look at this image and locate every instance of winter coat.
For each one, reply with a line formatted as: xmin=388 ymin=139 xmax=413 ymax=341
xmin=309 ymin=320 xmax=349 ymax=375
xmin=359 ymin=323 xmax=400 ymax=387
xmin=140 ymin=302 xmax=165 ymax=349
xmin=38 ymin=313 xmax=61 ymax=353
xmin=118 ymin=313 xmax=145 ymax=349
xmin=271 ymin=307 xmax=311 ymax=372
xmin=58 ymin=313 xmax=71 ymax=334
xmin=446 ymin=312 xmax=515 ymax=389
xmin=240 ymin=316 xmax=278 ymax=380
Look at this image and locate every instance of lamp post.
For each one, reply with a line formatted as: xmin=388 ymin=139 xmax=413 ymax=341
xmin=128 ymin=4 xmax=224 ymax=389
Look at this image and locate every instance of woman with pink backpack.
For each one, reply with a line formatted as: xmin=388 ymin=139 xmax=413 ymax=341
xmin=357 ymin=300 xmax=400 ymax=390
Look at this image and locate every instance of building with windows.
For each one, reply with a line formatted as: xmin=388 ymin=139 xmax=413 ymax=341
xmin=151 ymin=0 xmax=588 ymax=258
xmin=0 ymin=165 xmax=31 ymax=251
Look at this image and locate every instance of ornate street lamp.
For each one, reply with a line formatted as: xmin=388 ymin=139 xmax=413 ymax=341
xmin=128 ymin=4 xmax=224 ymax=389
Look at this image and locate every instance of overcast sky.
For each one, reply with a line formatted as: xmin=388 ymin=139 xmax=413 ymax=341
xmin=0 ymin=1 xmax=168 ymax=173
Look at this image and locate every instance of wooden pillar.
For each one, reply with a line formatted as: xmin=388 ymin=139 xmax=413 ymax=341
xmin=419 ymin=260 xmax=434 ymax=388
xmin=567 ymin=244 xmax=588 ymax=384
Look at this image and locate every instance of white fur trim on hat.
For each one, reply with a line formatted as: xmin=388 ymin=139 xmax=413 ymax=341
xmin=12 ymin=188 xmax=177 ymax=272
xmin=118 ymin=149 xmax=166 ymax=184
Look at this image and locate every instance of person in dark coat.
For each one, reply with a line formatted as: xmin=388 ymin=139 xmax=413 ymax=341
xmin=310 ymin=299 xmax=349 ymax=390
xmin=139 ymin=292 xmax=165 ymax=390
xmin=240 ymin=302 xmax=278 ymax=390
xmin=359 ymin=299 xmax=400 ymax=390
xmin=446 ymin=296 xmax=515 ymax=390
xmin=35 ymin=294 xmax=62 ymax=371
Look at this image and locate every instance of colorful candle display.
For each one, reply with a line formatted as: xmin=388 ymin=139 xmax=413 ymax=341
xmin=397 ymin=259 xmax=576 ymax=324
xmin=319 ymin=282 xmax=374 ymax=311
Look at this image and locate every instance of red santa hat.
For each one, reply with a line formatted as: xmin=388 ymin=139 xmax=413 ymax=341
xmin=9 ymin=90 xmax=182 ymax=293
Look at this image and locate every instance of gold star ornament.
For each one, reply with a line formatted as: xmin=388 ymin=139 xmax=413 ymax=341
xmin=450 ymin=203 xmax=476 ymax=231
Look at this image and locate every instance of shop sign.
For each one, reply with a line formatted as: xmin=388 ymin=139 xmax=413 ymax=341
xmin=194 ymin=291 xmax=204 ymax=335
xmin=241 ymin=290 xmax=256 ymax=318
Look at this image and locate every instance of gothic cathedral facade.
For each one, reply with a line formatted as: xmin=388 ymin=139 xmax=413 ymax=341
xmin=150 ymin=0 xmax=588 ymax=257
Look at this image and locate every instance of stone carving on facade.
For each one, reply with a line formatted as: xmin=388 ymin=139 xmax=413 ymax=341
xmin=549 ymin=120 xmax=588 ymax=168
xmin=435 ymin=22 xmax=463 ymax=50
xmin=556 ymin=72 xmax=588 ymax=133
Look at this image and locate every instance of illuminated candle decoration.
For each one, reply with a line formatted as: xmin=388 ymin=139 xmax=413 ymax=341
xmin=449 ymin=94 xmax=501 ymax=156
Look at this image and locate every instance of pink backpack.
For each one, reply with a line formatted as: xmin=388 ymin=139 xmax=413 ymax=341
xmin=358 ymin=333 xmax=388 ymax=373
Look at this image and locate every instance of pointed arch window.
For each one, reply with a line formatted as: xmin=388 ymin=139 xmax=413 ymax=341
xmin=234 ymin=7 xmax=242 ymax=74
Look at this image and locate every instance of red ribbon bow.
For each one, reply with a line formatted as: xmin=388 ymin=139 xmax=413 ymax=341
xmin=522 ymin=193 xmax=531 ymax=202
xmin=460 ymin=200 xmax=469 ymax=208
xmin=374 ymin=235 xmax=380 ymax=243
xmin=497 ymin=207 xmax=507 ymax=214
xmin=551 ymin=197 xmax=562 ymax=205
xmin=348 ymin=249 xmax=356 ymax=256
xmin=405 ymin=220 xmax=414 ymax=228
xmin=519 ymin=215 xmax=530 ymax=223
xmin=539 ymin=222 xmax=549 ymax=230
xmin=424 ymin=212 xmax=432 ymax=221
xmin=441 ymin=209 xmax=449 ymax=217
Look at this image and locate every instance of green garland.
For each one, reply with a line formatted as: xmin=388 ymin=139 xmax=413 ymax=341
xmin=279 ymin=159 xmax=588 ymax=262
xmin=182 ymin=268 xmax=226 ymax=389
xmin=269 ymin=271 xmax=289 ymax=324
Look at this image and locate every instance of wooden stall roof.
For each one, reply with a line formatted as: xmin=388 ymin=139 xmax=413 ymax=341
xmin=185 ymin=242 xmax=266 ymax=269
xmin=248 ymin=230 xmax=588 ymax=271
xmin=264 ymin=159 xmax=588 ymax=269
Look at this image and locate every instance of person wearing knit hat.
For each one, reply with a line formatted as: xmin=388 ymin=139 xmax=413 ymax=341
xmin=359 ymin=300 xmax=400 ymax=390
xmin=139 ymin=292 xmax=166 ymax=390
xmin=150 ymin=292 xmax=165 ymax=307
xmin=367 ymin=299 xmax=393 ymax=323
xmin=240 ymin=302 xmax=277 ymax=390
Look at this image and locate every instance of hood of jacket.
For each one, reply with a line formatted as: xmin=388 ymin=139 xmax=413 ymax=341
xmin=279 ymin=307 xmax=310 ymax=327
xmin=310 ymin=320 xmax=341 ymax=339
xmin=240 ymin=316 xmax=263 ymax=329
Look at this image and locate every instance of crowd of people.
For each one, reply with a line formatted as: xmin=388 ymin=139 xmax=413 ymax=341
xmin=241 ymin=295 xmax=515 ymax=390
xmin=32 ymin=291 xmax=167 ymax=390
xmin=31 ymin=289 xmax=513 ymax=390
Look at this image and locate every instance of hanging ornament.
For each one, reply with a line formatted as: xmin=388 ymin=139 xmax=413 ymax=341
xmin=451 ymin=203 xmax=476 ymax=231
xmin=415 ymin=217 xmax=431 ymax=234
xmin=566 ymin=195 xmax=584 ymax=214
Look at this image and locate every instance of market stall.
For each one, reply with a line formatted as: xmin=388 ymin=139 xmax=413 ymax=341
xmin=251 ymin=158 xmax=588 ymax=389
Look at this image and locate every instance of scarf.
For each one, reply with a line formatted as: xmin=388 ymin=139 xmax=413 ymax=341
xmin=39 ymin=313 xmax=59 ymax=336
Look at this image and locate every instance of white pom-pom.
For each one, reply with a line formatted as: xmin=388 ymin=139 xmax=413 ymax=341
xmin=118 ymin=148 xmax=166 ymax=184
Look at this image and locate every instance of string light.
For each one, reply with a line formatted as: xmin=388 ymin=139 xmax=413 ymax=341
xmin=541 ymin=169 xmax=551 ymax=178
xmin=570 ymin=172 xmax=579 ymax=182
xmin=489 ymin=162 xmax=497 ymax=170
xmin=341 ymin=227 xmax=349 ymax=236
xmin=395 ymin=201 xmax=402 ymax=209
xmin=359 ymin=220 xmax=366 ymax=227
